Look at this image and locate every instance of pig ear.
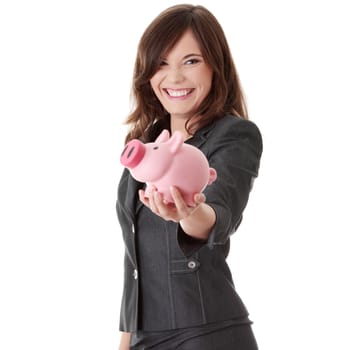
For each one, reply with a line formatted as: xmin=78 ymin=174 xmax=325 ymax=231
xmin=169 ymin=131 xmax=184 ymax=153
xmin=155 ymin=129 xmax=170 ymax=144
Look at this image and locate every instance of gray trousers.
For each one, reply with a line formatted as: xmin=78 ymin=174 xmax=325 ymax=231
xmin=130 ymin=319 xmax=258 ymax=350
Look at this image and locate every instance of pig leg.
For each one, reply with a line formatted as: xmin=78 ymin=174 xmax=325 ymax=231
xmin=207 ymin=168 xmax=217 ymax=185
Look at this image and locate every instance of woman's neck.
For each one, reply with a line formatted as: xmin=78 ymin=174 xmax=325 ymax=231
xmin=170 ymin=116 xmax=193 ymax=141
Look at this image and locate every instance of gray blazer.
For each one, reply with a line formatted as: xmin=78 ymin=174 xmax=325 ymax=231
xmin=116 ymin=114 xmax=263 ymax=332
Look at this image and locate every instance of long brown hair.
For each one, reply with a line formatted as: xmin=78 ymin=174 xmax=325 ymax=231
xmin=124 ymin=4 xmax=248 ymax=143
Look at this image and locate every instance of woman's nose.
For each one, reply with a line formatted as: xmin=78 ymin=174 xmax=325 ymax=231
xmin=167 ymin=67 xmax=185 ymax=84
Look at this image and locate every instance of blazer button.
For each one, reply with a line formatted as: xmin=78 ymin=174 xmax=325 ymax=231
xmin=187 ymin=260 xmax=197 ymax=269
xmin=133 ymin=269 xmax=138 ymax=280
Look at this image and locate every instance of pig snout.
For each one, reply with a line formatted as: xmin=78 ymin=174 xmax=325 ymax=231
xmin=120 ymin=140 xmax=146 ymax=169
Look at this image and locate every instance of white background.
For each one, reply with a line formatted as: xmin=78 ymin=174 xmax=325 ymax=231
xmin=1 ymin=0 xmax=349 ymax=349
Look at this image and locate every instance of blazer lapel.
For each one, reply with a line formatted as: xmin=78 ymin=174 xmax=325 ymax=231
xmin=186 ymin=121 xmax=216 ymax=149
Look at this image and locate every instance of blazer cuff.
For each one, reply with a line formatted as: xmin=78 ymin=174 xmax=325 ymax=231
xmin=206 ymin=202 xmax=240 ymax=249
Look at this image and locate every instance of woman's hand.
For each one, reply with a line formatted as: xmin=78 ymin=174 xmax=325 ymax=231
xmin=139 ymin=186 xmax=216 ymax=240
xmin=118 ymin=332 xmax=131 ymax=350
xmin=138 ymin=186 xmax=205 ymax=223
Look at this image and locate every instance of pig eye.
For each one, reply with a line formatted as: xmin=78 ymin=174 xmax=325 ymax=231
xmin=153 ymin=146 xmax=159 ymax=150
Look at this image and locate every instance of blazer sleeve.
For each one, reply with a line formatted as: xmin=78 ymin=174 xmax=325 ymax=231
xmin=177 ymin=118 xmax=263 ymax=256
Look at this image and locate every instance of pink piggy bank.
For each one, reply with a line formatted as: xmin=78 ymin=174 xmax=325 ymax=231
xmin=120 ymin=129 xmax=217 ymax=206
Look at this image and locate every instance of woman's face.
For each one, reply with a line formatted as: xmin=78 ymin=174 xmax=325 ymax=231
xmin=150 ymin=29 xmax=213 ymax=122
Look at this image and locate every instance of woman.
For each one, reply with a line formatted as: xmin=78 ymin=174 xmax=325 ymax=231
xmin=117 ymin=4 xmax=262 ymax=350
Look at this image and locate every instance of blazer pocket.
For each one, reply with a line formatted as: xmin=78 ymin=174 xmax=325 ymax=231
xmin=170 ymin=258 xmax=200 ymax=274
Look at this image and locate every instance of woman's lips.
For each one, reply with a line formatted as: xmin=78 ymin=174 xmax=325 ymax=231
xmin=164 ymin=88 xmax=194 ymax=98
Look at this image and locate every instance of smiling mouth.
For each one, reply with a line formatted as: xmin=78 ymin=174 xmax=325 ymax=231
xmin=164 ymin=88 xmax=194 ymax=97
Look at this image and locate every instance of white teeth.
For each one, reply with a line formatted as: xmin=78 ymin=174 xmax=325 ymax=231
xmin=166 ymin=89 xmax=192 ymax=97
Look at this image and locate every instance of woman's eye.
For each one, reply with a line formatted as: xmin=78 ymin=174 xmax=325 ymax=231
xmin=159 ymin=60 xmax=168 ymax=67
xmin=185 ymin=58 xmax=199 ymax=65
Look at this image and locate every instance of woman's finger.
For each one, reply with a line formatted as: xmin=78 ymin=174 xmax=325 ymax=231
xmin=148 ymin=188 xmax=160 ymax=214
xmin=194 ymin=192 xmax=206 ymax=205
xmin=138 ymin=189 xmax=149 ymax=206
xmin=153 ymin=191 xmax=172 ymax=218
xmin=170 ymin=186 xmax=192 ymax=218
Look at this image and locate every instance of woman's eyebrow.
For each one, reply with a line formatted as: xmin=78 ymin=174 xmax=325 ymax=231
xmin=183 ymin=53 xmax=203 ymax=59
xmin=160 ymin=53 xmax=203 ymax=61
